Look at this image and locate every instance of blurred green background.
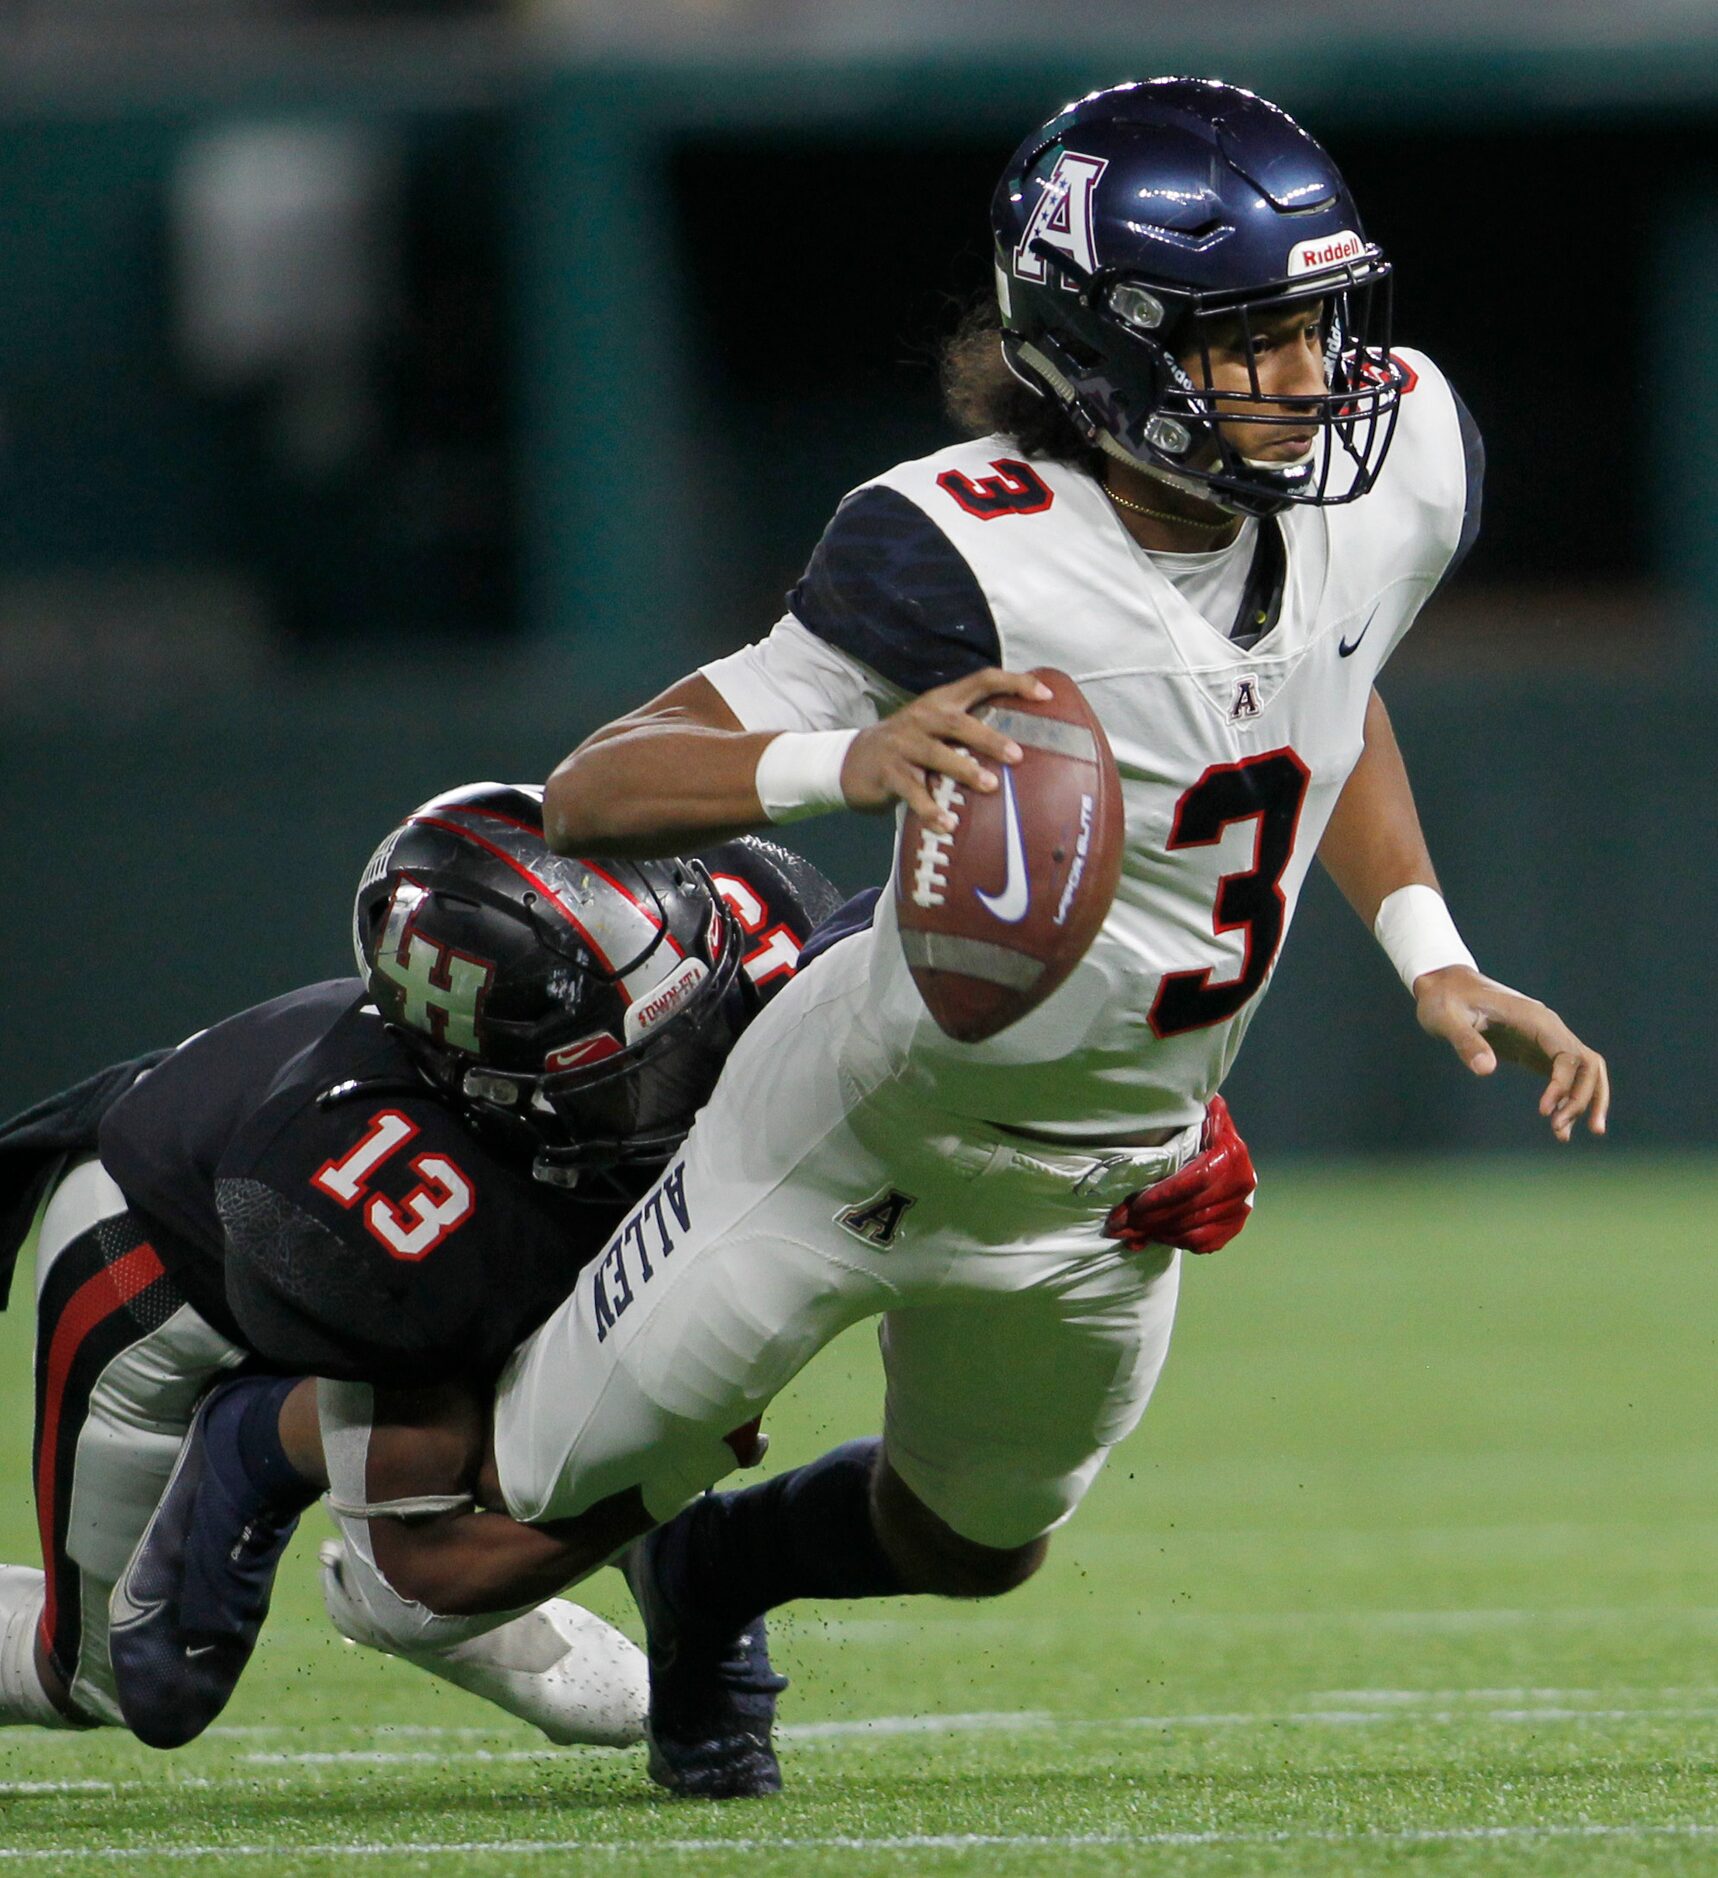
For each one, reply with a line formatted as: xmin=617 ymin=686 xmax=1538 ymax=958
xmin=2 ymin=10 xmax=1714 ymax=1152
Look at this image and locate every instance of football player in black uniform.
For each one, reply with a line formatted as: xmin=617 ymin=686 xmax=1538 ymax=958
xmin=0 ymin=784 xmax=840 ymax=1749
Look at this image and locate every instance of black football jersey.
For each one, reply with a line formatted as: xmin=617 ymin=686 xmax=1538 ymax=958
xmin=100 ymin=981 xmax=624 ymax=1385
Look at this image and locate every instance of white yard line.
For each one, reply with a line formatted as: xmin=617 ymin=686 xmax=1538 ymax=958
xmin=205 ymin=1723 xmax=509 ymax=1739
xmin=236 ymin=1701 xmax=1718 ymax=1767
xmin=0 ymin=1781 xmax=114 ymax=1794
xmin=805 ymin=1605 xmax=1718 ymax=1640
xmin=4 ymin=1824 xmax=1718 ymax=1861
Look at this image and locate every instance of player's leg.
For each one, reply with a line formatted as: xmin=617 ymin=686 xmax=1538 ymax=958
xmin=627 ymin=1248 xmax=1178 ymax=1674
xmin=2 ymin=1157 xmax=247 ymax=1732
xmin=876 ymin=1237 xmax=1182 ymax=1559
xmin=626 ymin=1146 xmax=1188 ymax=1793
xmin=105 ymin=1372 xmax=324 ymax=1747
xmin=487 ymin=949 xmax=916 ymax=1795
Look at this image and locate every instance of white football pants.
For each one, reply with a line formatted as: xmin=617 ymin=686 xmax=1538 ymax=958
xmin=494 ymin=933 xmax=1196 ymax=1551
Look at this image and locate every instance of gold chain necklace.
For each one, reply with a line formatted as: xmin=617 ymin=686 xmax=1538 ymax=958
xmin=1101 ymin=478 xmax=1237 ymax=534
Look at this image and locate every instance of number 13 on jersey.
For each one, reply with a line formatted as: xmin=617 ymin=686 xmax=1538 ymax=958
xmin=310 ymin=1109 xmax=476 ymax=1261
xmin=1149 ymin=749 xmax=1311 ymax=1038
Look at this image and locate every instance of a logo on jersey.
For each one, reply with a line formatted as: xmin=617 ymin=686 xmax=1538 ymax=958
xmin=1337 ymin=605 xmax=1383 ymax=658
xmin=1229 ymin=676 xmax=1263 ymax=722
xmin=835 ymin=1186 xmax=919 ymax=1249
xmin=975 ymin=768 xmax=1031 ymax=924
xmin=1013 ymin=151 xmax=1108 ymax=287
xmin=1287 ymin=228 xmax=1365 ymax=278
xmin=374 ymin=878 xmax=494 ymax=1054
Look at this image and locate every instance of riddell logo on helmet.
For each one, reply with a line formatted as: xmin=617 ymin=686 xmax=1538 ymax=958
xmin=1287 ymin=229 xmax=1364 ymax=277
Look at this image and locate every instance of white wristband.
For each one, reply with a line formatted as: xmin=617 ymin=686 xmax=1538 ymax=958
xmin=753 ymin=729 xmax=858 ymax=824
xmin=1373 ymin=884 xmax=1477 ymax=994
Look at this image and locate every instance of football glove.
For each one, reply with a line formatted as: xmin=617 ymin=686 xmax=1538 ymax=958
xmin=1102 ymin=1093 xmax=1256 ymax=1256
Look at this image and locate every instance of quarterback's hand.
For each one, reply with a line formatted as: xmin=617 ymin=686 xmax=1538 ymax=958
xmin=1102 ymin=1094 xmax=1258 ymax=1256
xmin=1413 ymin=965 xmax=1610 ymax=1142
xmin=841 ymin=668 xmax=1053 ymax=831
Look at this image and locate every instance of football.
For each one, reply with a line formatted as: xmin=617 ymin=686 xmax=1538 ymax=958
xmin=895 ymin=668 xmax=1124 ymax=1043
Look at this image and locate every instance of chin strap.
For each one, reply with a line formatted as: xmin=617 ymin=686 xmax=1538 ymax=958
xmin=1012 ymin=335 xmax=1260 ymax=518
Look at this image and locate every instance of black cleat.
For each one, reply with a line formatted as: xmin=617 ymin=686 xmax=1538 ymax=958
xmin=622 ymin=1525 xmax=788 ymax=1800
xmin=108 ymin=1378 xmax=306 ymax=1749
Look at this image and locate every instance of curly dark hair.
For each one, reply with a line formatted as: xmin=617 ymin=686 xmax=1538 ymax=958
xmin=939 ymin=299 xmax=1099 ymax=469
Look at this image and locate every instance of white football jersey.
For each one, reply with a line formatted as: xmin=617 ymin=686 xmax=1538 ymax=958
xmin=703 ymin=347 xmax=1477 ymax=1135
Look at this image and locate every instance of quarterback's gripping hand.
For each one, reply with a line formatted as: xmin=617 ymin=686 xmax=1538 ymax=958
xmin=842 ymin=668 xmax=1052 ymax=831
xmin=1412 ymin=966 xmax=1610 ymax=1143
xmin=1102 ymin=1094 xmax=1257 ymax=1256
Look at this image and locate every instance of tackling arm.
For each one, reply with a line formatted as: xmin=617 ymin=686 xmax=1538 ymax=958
xmin=1318 ymin=689 xmax=1609 ymax=1141
xmin=310 ymin=1379 xmax=651 ymax=1620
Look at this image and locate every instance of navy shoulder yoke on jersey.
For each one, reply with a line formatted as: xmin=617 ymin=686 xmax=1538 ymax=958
xmin=1437 ymin=384 xmax=1485 ymax=594
xmin=101 ymin=981 xmax=626 ymax=1385
xmin=787 ymin=485 xmax=1002 ymax=696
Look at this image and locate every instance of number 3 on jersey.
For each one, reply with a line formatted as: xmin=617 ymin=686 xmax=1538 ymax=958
xmin=310 ymin=1109 xmax=476 ymax=1261
xmin=1149 ymin=750 xmax=1311 ymax=1038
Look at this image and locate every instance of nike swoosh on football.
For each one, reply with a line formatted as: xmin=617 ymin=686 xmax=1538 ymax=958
xmin=1338 ymin=607 xmax=1382 ymax=657
xmin=975 ymin=767 xmax=1031 ymax=924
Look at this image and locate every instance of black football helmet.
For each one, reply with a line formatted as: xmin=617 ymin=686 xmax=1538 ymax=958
xmin=992 ymin=77 xmax=1405 ymax=516
xmin=352 ymin=783 xmax=752 ymax=1193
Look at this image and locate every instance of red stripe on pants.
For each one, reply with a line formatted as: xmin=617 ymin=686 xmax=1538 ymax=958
xmin=35 ymin=1242 xmax=167 ymax=1646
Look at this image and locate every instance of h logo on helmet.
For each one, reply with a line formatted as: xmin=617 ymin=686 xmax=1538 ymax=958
xmin=375 ymin=878 xmax=495 ymax=1054
xmin=1012 ymin=151 xmax=1108 ymax=287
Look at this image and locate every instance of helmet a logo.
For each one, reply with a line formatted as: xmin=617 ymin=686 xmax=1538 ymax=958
xmin=1012 ymin=151 xmax=1108 ymax=287
xmin=375 ymin=878 xmax=495 ymax=1054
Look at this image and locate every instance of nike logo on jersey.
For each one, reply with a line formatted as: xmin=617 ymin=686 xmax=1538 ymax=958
xmin=975 ymin=768 xmax=1031 ymax=924
xmin=1338 ymin=607 xmax=1382 ymax=658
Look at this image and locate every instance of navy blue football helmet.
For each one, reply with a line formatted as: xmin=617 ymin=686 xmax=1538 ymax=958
xmin=992 ymin=78 xmax=1405 ymax=516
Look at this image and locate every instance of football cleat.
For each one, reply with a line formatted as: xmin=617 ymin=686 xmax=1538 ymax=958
xmin=108 ymin=1378 xmax=306 ymax=1749
xmin=622 ymin=1525 xmax=788 ymax=1800
xmin=319 ymin=1540 xmax=647 ymax=1749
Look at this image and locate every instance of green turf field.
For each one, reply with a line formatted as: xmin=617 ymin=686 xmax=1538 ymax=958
xmin=0 ymin=1159 xmax=1713 ymax=1875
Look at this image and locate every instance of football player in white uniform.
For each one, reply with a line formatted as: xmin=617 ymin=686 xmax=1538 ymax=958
xmin=132 ymin=79 xmax=1610 ymax=1800
xmin=492 ymin=75 xmax=1609 ymax=1798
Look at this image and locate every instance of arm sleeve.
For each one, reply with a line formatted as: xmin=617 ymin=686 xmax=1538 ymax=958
xmin=786 ymin=484 xmax=1003 ymax=694
xmin=700 ymin=615 xmax=900 ymax=733
xmin=701 ymin=481 xmax=1006 ymax=730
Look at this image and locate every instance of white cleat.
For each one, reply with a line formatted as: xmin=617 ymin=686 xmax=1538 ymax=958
xmin=319 ymin=1539 xmax=646 ymax=1748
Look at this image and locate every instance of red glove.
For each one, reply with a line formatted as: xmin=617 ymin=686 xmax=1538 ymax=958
xmin=1102 ymin=1094 xmax=1257 ymax=1256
